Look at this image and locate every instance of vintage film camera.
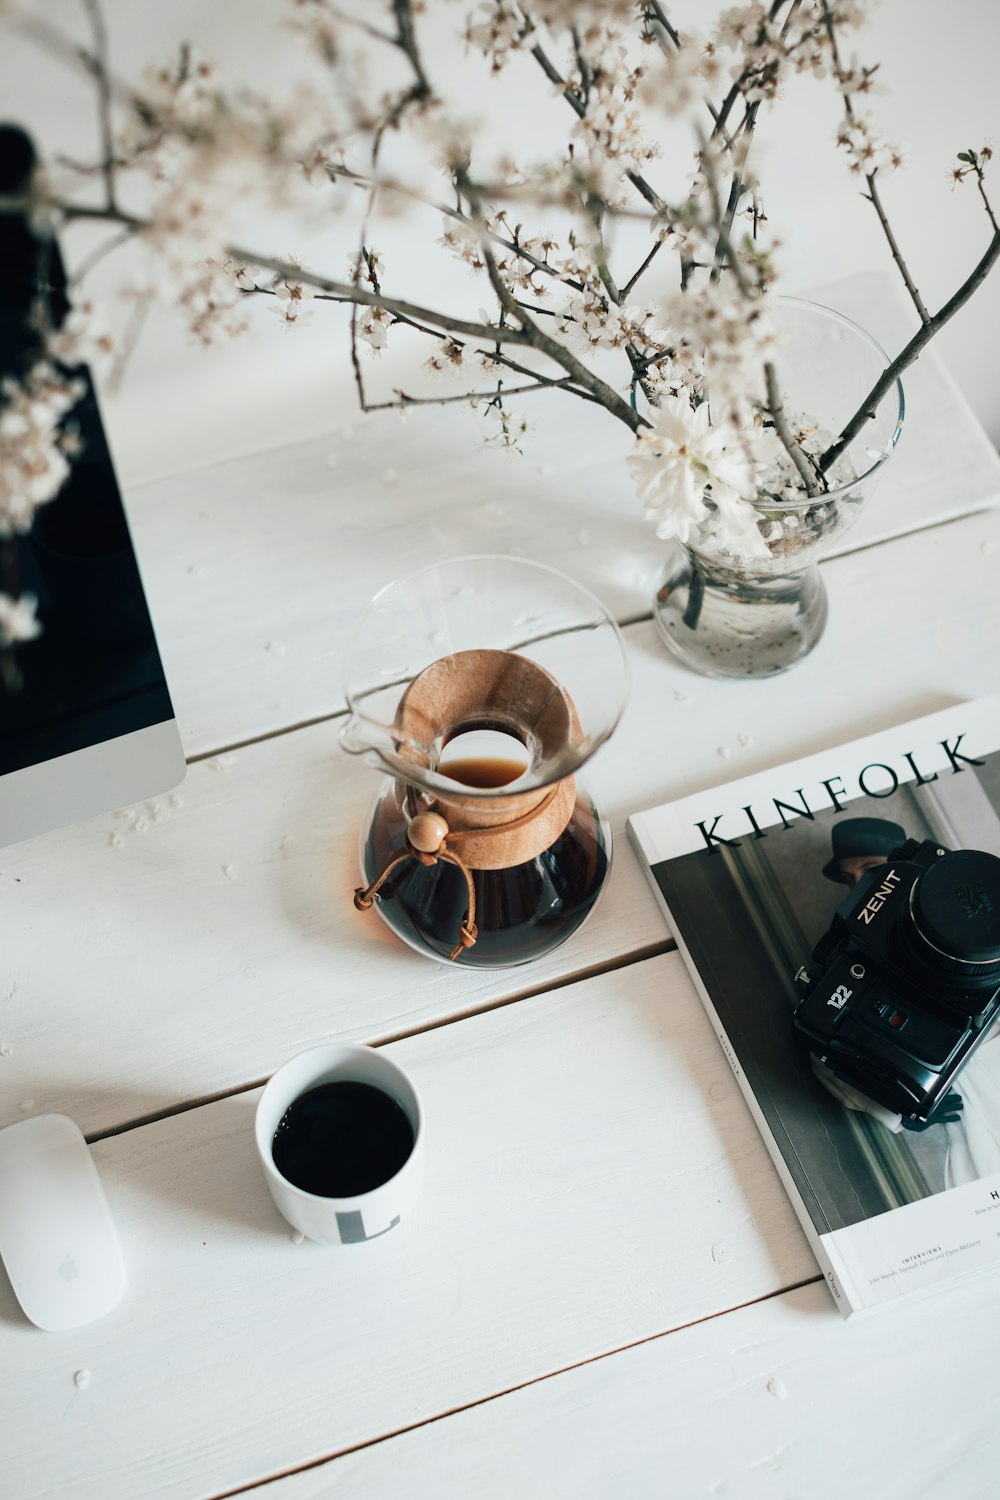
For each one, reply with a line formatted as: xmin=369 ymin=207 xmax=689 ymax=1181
xmin=793 ymin=838 xmax=1000 ymax=1124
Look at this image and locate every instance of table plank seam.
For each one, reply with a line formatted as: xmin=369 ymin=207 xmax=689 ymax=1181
xmin=83 ymin=940 xmax=675 ymax=1146
xmin=181 ymin=610 xmax=657 ymax=768
xmin=176 ymin=503 xmax=996 ymax=767
xmin=185 ymin=708 xmax=353 ymax=767
xmin=199 ymin=1273 xmax=825 ymax=1500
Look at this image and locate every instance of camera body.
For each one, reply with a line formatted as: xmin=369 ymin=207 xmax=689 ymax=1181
xmin=793 ymin=838 xmax=1000 ymax=1124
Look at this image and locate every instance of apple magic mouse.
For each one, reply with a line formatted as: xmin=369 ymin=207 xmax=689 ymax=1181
xmin=0 ymin=1114 xmax=125 ymax=1331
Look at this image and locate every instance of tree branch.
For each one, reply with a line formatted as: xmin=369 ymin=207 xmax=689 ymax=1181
xmin=80 ymin=0 xmax=117 ymax=212
xmin=363 ymin=375 xmax=602 ymax=413
xmin=523 ymin=23 xmax=672 ymax=221
xmin=462 ymin=178 xmax=645 ymax=433
xmin=391 ymin=0 xmax=431 ymax=96
xmin=707 ymin=0 xmax=789 ymax=145
xmin=821 ymin=225 xmax=1000 ymax=472
xmin=820 ymin=0 xmax=930 ymax=325
xmin=621 ymin=237 xmax=665 ymax=298
xmin=764 ymin=362 xmax=822 ymax=495
xmin=973 ymin=157 xmax=999 ymax=235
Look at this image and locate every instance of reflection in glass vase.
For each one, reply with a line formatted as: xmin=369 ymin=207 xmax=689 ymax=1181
xmin=651 ymin=298 xmax=905 ymax=679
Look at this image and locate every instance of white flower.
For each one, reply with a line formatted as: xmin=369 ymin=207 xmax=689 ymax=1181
xmin=269 ymin=267 xmax=316 ymax=329
xmin=177 ymin=259 xmax=249 ymax=345
xmin=663 ymin=283 xmax=777 ymax=409
xmin=0 ymin=362 xmax=85 ymax=538
xmin=0 ymin=592 xmax=40 ymax=647
xmin=357 ymin=306 xmax=392 ymax=351
xmin=275 ymin=275 xmax=316 ymax=306
xmin=45 ymin=301 xmax=114 ymax=367
xmin=835 ymin=112 xmax=902 ymax=175
xmin=230 ymin=262 xmax=257 ymax=291
xmin=628 ymin=396 xmax=758 ymax=549
xmin=465 ymin=1 xmax=524 ymax=71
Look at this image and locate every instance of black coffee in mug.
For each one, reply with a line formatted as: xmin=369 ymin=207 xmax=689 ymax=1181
xmin=271 ymin=1080 xmax=415 ymax=1198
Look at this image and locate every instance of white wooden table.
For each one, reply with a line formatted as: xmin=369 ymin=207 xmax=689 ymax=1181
xmin=2 ymin=274 xmax=1000 ymax=1500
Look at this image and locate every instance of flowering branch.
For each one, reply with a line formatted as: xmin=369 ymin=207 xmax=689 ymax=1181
xmin=0 ymin=0 xmax=998 ymax=643
xmin=363 ymin=374 xmax=602 ymax=413
xmin=821 ymin=1 xmax=929 ymax=325
xmin=953 ymin=146 xmax=998 ymax=234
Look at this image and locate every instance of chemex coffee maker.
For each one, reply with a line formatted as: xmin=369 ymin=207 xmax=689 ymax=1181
xmin=341 ymin=557 xmax=628 ymax=967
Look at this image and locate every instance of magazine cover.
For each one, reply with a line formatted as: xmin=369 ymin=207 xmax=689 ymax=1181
xmin=629 ymin=696 xmax=1000 ymax=1317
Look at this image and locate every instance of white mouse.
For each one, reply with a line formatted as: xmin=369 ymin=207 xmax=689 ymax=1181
xmin=0 ymin=1114 xmax=125 ymax=1331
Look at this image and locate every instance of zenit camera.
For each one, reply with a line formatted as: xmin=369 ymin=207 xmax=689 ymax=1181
xmin=793 ymin=838 xmax=1000 ymax=1124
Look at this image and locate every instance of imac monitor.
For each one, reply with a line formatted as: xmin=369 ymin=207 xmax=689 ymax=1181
xmin=0 ymin=129 xmax=185 ymax=848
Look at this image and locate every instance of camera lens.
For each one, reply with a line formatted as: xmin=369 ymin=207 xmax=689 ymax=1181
xmin=908 ymin=850 xmax=1000 ymax=980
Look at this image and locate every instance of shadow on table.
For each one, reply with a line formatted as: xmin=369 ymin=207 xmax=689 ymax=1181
xmin=0 ymin=1085 xmax=290 ymax=1330
xmin=628 ymin=965 xmax=835 ymax=1319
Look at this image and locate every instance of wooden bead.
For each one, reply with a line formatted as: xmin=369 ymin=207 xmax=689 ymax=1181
xmin=407 ymin=812 xmax=449 ymax=854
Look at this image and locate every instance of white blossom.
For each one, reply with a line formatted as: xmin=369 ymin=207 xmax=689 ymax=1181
xmin=834 ymin=54 xmax=883 ymax=96
xmin=426 ymin=337 xmax=465 ymax=375
xmin=357 ymin=306 xmax=392 ymax=351
xmin=0 ymin=362 xmax=85 ymax=538
xmin=44 ymin=301 xmax=114 ymax=367
xmin=629 ymin=396 xmax=761 ymax=551
xmin=269 ymin=265 xmax=317 ymax=331
xmin=0 ymin=592 xmax=40 ymax=647
xmin=641 ymin=35 xmax=725 ymax=118
xmin=836 ymin=112 xmax=902 ymax=175
xmin=0 ymin=0 xmax=933 ymax=576
xmin=662 ymin=283 xmax=777 ymax=411
xmin=177 ymin=259 xmax=249 ymax=345
xmin=465 ymin=2 xmax=524 ymax=71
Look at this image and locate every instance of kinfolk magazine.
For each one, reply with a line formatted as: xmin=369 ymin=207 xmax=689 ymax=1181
xmin=629 ymin=696 xmax=1000 ymax=1317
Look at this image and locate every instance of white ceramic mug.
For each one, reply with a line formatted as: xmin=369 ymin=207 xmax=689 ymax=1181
xmin=255 ymin=1044 xmax=424 ymax=1245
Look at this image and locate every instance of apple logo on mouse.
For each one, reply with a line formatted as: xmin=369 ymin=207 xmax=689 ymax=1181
xmin=58 ymin=1256 xmax=80 ymax=1281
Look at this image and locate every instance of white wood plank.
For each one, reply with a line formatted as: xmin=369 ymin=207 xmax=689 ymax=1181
xmin=2 ymin=508 xmax=999 ymax=1139
xmin=0 ymin=954 xmax=819 ymax=1500
xmin=126 ymin=276 xmax=1000 ymax=756
xmin=262 ymin=1269 xmax=1000 ymax=1500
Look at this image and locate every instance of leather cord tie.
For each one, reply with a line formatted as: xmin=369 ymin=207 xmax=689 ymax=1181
xmin=354 ymin=786 xmax=560 ymax=962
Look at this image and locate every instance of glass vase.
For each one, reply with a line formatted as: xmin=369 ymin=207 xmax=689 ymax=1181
xmin=652 ymin=298 xmax=905 ymax=679
xmin=340 ymin=556 xmax=628 ymax=967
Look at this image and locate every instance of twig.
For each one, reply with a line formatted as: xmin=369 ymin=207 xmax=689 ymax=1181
xmin=643 ymin=0 xmax=737 ymax=150
xmin=820 ymin=1 xmax=929 ymax=325
xmin=321 ymin=3 xmax=396 ymax=48
xmin=107 ymin=290 xmax=151 ymax=391
xmin=79 ymin=0 xmax=117 ymax=211
xmin=621 ymin=237 xmax=665 ymax=298
xmin=363 ymin=375 xmax=600 ymax=414
xmin=523 ymin=23 xmax=672 ymax=221
xmin=349 ymin=302 xmax=366 ymax=413
xmin=570 ymin=27 xmax=592 ymax=109
xmin=461 ymin=175 xmax=645 ymax=433
xmin=764 ymin=362 xmax=822 ymax=495
xmin=391 ymin=0 xmax=431 ymax=97
xmin=973 ymin=158 xmax=999 ymax=235
xmin=820 ymin=224 xmax=1000 ymax=473
xmin=327 ymin=164 xmax=584 ymax=292
xmin=710 ymin=0 xmax=805 ymax=283
xmin=697 ymin=130 xmax=753 ymax=300
xmin=68 ymin=224 xmax=133 ymax=284
xmin=643 ymin=2 xmax=681 ymax=49
xmin=707 ymin=0 xmax=789 ymax=145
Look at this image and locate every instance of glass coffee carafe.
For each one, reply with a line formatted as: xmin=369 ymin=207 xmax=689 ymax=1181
xmin=341 ymin=557 xmax=628 ymax=967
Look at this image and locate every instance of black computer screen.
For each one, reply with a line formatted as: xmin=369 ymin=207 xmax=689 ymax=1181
xmin=0 ymin=149 xmax=174 ymax=776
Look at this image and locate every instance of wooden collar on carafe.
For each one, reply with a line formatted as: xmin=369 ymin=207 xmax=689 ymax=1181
xmin=394 ymin=648 xmax=582 ymax=870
